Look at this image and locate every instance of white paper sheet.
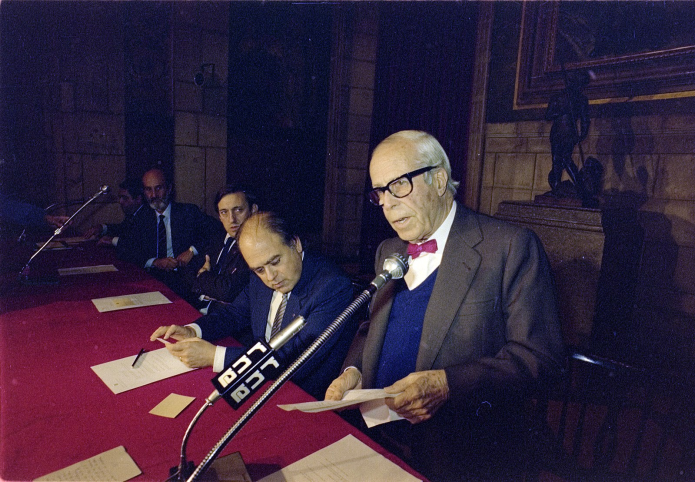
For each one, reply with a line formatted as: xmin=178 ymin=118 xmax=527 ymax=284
xmin=278 ymin=389 xmax=397 ymax=413
xmin=257 ymin=434 xmax=421 ymax=482
xmin=277 ymin=389 xmax=403 ymax=427
xmin=91 ymin=347 xmax=196 ymax=394
xmin=34 ymin=446 xmax=141 ymax=481
xmin=91 ymin=291 xmax=171 ymax=312
xmin=58 ymin=264 xmax=118 ymax=276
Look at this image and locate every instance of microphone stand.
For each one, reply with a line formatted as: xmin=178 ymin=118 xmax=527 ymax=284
xmin=186 ymin=254 xmax=408 ymax=482
xmin=172 ymin=316 xmax=308 ymax=482
xmin=19 ymin=186 xmax=109 ymax=281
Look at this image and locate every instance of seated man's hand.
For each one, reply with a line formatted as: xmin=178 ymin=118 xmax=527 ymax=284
xmin=197 ymin=255 xmax=211 ymax=276
xmin=46 ymin=215 xmax=70 ymax=229
xmin=166 ymin=338 xmax=215 ymax=368
xmin=150 ymin=324 xmax=197 ymax=342
xmin=83 ymin=224 xmax=103 ymax=239
xmin=152 ymin=257 xmax=179 ymax=271
xmin=175 ymin=248 xmax=195 ymax=267
xmin=384 ymin=370 xmax=449 ymax=424
xmin=324 ymin=367 xmax=362 ymax=401
xmin=96 ymin=236 xmax=114 ymax=246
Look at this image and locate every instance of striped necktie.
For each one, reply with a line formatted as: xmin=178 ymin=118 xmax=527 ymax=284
xmin=215 ymin=237 xmax=234 ymax=274
xmin=270 ymin=293 xmax=288 ymax=340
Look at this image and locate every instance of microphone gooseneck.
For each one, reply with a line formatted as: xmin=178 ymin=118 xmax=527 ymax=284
xmin=19 ymin=185 xmax=110 ymax=279
xmin=173 ymin=316 xmax=307 ymax=481
xmin=185 ymin=253 xmax=409 ymax=482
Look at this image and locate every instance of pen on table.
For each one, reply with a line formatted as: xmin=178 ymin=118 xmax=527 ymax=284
xmin=132 ymin=348 xmax=146 ymax=367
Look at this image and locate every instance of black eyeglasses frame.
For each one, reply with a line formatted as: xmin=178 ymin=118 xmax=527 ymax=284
xmin=367 ymin=165 xmax=438 ymax=206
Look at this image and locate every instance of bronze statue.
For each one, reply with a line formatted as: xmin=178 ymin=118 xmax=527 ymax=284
xmin=545 ymin=70 xmax=594 ymax=205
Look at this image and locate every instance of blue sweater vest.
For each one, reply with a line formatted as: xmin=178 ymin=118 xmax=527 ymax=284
xmin=375 ymin=269 xmax=438 ymax=388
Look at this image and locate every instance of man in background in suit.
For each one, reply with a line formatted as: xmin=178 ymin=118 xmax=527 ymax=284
xmin=325 ymin=130 xmax=565 ymax=481
xmin=150 ymin=211 xmax=355 ymax=399
xmin=117 ymin=167 xmax=221 ymax=303
xmin=189 ymin=184 xmax=258 ymax=313
xmin=83 ymin=178 xmax=144 ymax=246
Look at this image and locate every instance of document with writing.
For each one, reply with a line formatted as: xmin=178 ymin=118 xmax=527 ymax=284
xmin=91 ymin=348 xmax=196 ymax=394
xmin=91 ymin=291 xmax=171 ymax=313
xmin=34 ymin=446 xmax=141 ymax=481
xmin=58 ymin=264 xmax=118 ymax=276
xmin=257 ymin=434 xmax=421 ymax=482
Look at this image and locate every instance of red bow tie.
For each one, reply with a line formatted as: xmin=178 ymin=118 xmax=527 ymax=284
xmin=407 ymin=239 xmax=438 ymax=259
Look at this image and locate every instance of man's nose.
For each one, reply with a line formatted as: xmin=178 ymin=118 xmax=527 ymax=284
xmin=265 ymin=267 xmax=277 ymax=282
xmin=382 ymin=190 xmax=399 ymax=209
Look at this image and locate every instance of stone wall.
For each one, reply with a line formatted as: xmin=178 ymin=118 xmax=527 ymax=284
xmin=482 ymin=116 xmax=695 ymax=362
xmin=323 ymin=4 xmax=379 ymax=259
xmin=172 ymin=3 xmax=229 ymax=215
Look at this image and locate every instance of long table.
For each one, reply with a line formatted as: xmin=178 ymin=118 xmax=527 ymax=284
xmin=0 ymin=241 xmax=424 ymax=481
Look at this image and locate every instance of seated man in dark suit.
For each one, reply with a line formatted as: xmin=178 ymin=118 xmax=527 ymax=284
xmin=150 ymin=211 xmax=355 ymax=399
xmin=325 ymin=130 xmax=565 ymax=481
xmin=117 ymin=167 xmax=222 ymax=303
xmin=83 ymin=178 xmax=144 ymax=247
xmin=189 ymin=184 xmax=258 ymax=314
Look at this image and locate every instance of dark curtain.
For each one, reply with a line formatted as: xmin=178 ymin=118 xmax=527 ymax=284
xmin=226 ymin=3 xmax=332 ymax=247
xmin=359 ymin=2 xmax=478 ymax=272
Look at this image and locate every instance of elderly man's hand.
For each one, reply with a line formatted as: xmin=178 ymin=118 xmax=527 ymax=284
xmin=150 ymin=324 xmax=197 ymax=342
xmin=153 ymin=257 xmax=179 ymax=271
xmin=175 ymin=248 xmax=195 ymax=267
xmin=166 ymin=338 xmax=216 ymax=368
xmin=384 ymin=370 xmax=449 ymax=424
xmin=324 ymin=367 xmax=362 ymax=401
xmin=96 ymin=236 xmax=114 ymax=246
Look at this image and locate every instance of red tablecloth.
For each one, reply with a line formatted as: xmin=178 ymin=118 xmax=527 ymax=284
xmin=0 ymin=242 xmax=425 ymax=481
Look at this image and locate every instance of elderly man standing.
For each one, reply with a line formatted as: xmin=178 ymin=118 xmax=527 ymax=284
xmin=150 ymin=211 xmax=354 ymax=400
xmin=325 ymin=130 xmax=564 ymax=481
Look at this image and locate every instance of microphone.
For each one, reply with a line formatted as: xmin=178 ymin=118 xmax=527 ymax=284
xmin=172 ymin=316 xmax=306 ymax=481
xmin=368 ymin=253 xmax=408 ymax=292
xmin=185 ymin=253 xmax=409 ymax=482
xmin=19 ymin=185 xmax=110 ymax=282
xmin=207 ymin=316 xmax=306 ymax=408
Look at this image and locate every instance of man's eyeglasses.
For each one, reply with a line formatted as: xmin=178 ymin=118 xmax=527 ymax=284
xmin=367 ymin=165 xmax=438 ymax=206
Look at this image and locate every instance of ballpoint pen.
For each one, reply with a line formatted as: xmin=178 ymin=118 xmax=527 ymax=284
xmin=132 ymin=348 xmax=146 ymax=367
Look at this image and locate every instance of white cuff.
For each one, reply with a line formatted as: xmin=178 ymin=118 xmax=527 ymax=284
xmin=186 ymin=323 xmax=202 ymax=338
xmin=213 ymin=346 xmax=227 ymax=373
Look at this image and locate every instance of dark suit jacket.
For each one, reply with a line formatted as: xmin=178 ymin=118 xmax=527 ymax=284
xmin=191 ymin=234 xmax=250 ymax=304
xmin=104 ymin=205 xmax=144 ymax=240
xmin=196 ymin=251 xmax=354 ymax=399
xmin=117 ymin=202 xmax=222 ymax=268
xmin=357 ymin=205 xmax=565 ymax=480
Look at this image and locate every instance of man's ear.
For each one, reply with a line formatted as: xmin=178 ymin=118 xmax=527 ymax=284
xmin=251 ymin=204 xmax=259 ymax=214
xmin=434 ymin=168 xmax=448 ymax=196
xmin=293 ymin=236 xmax=303 ymax=253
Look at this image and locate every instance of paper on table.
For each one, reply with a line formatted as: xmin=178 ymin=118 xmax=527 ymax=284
xmin=91 ymin=347 xmax=196 ymax=394
xmin=150 ymin=393 xmax=196 ymax=418
xmin=37 ymin=237 xmax=88 ymax=250
xmin=34 ymin=445 xmax=141 ymax=481
xmin=277 ymin=389 xmax=403 ymax=428
xmin=91 ymin=291 xmax=171 ymax=313
xmin=257 ymin=434 xmax=421 ymax=482
xmin=58 ymin=264 xmax=118 ymax=276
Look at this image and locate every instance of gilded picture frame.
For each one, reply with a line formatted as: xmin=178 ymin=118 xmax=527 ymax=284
xmin=514 ymin=1 xmax=695 ymax=109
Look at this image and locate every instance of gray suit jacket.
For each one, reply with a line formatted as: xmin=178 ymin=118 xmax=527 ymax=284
xmin=360 ymin=205 xmax=564 ymax=406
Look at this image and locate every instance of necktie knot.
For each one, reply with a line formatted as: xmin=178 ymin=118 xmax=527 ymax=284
xmin=407 ymin=239 xmax=438 ymax=259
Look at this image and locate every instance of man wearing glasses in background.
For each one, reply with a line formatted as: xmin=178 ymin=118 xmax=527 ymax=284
xmin=325 ymin=130 xmax=564 ymax=481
